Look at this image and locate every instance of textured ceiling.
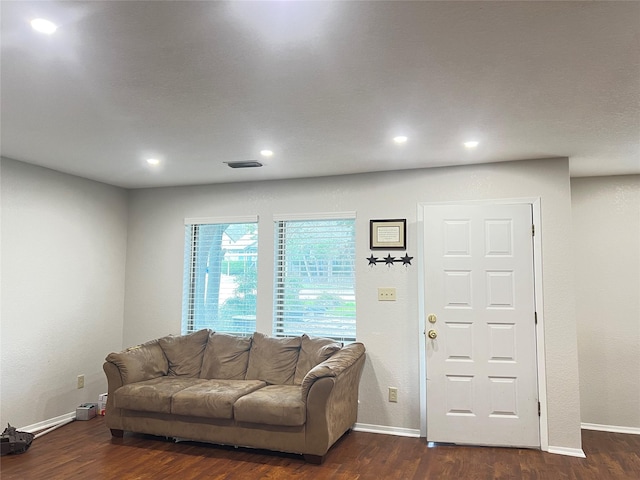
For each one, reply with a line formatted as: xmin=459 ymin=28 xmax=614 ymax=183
xmin=1 ymin=1 xmax=639 ymax=188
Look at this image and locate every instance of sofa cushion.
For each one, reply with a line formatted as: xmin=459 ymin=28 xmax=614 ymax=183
xmin=293 ymin=334 xmax=343 ymax=385
xmin=245 ymin=332 xmax=301 ymax=385
xmin=106 ymin=339 xmax=168 ymax=384
xmin=158 ymin=329 xmax=209 ymax=377
xmin=234 ymin=385 xmax=306 ymax=426
xmin=171 ymin=379 xmax=266 ymax=419
xmin=113 ymin=377 xmax=206 ymax=414
xmin=200 ymin=332 xmax=252 ymax=380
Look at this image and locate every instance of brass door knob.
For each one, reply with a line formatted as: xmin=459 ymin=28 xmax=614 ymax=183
xmin=427 ymin=329 xmax=438 ymax=339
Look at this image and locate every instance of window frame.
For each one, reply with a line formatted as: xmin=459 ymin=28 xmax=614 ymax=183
xmin=182 ymin=215 xmax=258 ymax=335
xmin=273 ymin=212 xmax=357 ymax=342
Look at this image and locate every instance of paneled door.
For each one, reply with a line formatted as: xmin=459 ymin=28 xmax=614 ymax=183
xmin=423 ymin=203 xmax=539 ymax=447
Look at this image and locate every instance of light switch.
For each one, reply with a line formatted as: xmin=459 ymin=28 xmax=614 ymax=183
xmin=378 ymin=287 xmax=396 ymax=301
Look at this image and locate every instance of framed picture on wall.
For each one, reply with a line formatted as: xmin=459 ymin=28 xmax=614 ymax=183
xmin=370 ymin=219 xmax=406 ymax=250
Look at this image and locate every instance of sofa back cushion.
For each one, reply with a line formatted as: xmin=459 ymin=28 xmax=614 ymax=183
xmin=245 ymin=332 xmax=301 ymax=385
xmin=158 ymin=329 xmax=209 ymax=377
xmin=106 ymin=339 xmax=168 ymax=384
xmin=199 ymin=332 xmax=252 ymax=380
xmin=293 ymin=334 xmax=343 ymax=385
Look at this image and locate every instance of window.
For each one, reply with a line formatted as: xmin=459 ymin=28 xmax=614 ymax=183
xmin=274 ymin=213 xmax=356 ymax=342
xmin=182 ymin=217 xmax=257 ymax=335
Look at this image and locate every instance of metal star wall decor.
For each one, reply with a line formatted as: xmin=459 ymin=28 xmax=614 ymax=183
xmin=401 ymin=253 xmax=413 ymax=265
xmin=366 ymin=252 xmax=413 ymax=267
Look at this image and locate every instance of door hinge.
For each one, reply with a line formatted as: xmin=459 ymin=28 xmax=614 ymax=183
xmin=534 ymin=312 xmax=538 ymax=324
xmin=531 ymin=224 xmax=535 ymax=236
xmin=538 ymin=401 xmax=541 ymax=416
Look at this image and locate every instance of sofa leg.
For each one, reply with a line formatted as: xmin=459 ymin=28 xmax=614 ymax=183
xmin=110 ymin=429 xmax=124 ymax=438
xmin=303 ymin=454 xmax=324 ymax=465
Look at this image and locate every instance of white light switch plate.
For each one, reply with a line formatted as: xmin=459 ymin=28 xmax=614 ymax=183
xmin=378 ymin=287 xmax=396 ymax=301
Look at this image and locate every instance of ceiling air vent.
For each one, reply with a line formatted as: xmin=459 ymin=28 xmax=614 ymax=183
xmin=225 ymin=161 xmax=263 ymax=169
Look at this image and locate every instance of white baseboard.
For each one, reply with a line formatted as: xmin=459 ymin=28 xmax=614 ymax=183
xmin=581 ymin=423 xmax=640 ymax=435
xmin=353 ymin=423 xmax=421 ymax=438
xmin=353 ymin=423 xmax=592 ymax=460
xmin=546 ymin=446 xmax=586 ymax=458
xmin=20 ymin=411 xmax=76 ymax=433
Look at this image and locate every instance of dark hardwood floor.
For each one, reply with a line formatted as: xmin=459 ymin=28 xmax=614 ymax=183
xmin=1 ymin=416 xmax=638 ymax=479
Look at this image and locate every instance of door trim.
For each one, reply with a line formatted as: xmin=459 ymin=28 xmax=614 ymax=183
xmin=417 ymin=197 xmax=548 ymax=451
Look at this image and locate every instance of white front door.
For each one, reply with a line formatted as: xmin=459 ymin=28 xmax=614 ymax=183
xmin=423 ymin=203 xmax=539 ymax=447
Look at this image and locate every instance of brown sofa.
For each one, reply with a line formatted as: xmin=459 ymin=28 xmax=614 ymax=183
xmin=103 ymin=330 xmax=366 ymax=463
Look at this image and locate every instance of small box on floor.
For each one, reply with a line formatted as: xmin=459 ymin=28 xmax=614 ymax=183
xmin=98 ymin=393 xmax=108 ymax=416
xmin=76 ymin=403 xmax=97 ymax=421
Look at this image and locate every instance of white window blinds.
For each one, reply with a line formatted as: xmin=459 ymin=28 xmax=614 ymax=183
xmin=274 ymin=215 xmax=356 ymax=341
xmin=182 ymin=219 xmax=257 ymax=335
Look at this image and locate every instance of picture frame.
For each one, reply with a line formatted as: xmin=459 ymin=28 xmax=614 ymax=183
xmin=370 ymin=219 xmax=406 ymax=250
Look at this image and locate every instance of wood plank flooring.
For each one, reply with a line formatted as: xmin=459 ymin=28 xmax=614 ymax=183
xmin=1 ymin=416 xmax=639 ymax=479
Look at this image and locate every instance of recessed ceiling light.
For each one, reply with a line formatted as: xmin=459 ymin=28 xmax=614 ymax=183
xmin=146 ymin=158 xmax=160 ymax=166
xmin=393 ymin=136 xmax=408 ymax=144
xmin=464 ymin=141 xmax=479 ymax=149
xmin=260 ymin=150 xmax=273 ymax=157
xmin=31 ymin=18 xmax=58 ymax=35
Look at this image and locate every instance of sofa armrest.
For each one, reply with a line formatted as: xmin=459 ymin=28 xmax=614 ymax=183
xmin=103 ymin=360 xmax=124 ymax=426
xmin=301 ymin=342 xmax=365 ymax=401
xmin=103 ymin=340 xmax=169 ymax=432
xmin=303 ymin=343 xmax=366 ymax=456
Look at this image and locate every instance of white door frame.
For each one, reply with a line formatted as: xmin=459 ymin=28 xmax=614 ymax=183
xmin=417 ymin=197 xmax=549 ymax=452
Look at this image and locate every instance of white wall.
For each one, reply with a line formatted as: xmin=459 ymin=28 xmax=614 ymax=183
xmin=10 ymin=157 xmax=640 ymax=449
xmin=572 ymin=175 xmax=640 ymax=431
xmin=0 ymin=158 xmax=128 ymax=428
xmin=123 ymin=157 xmax=582 ymax=450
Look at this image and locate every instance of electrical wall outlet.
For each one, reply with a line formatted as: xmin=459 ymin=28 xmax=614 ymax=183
xmin=77 ymin=374 xmax=85 ymax=389
xmin=388 ymin=387 xmax=398 ymax=403
xmin=378 ymin=287 xmax=396 ymax=301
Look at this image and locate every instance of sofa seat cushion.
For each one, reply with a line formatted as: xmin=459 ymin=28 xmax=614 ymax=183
xmin=171 ymin=380 xmax=267 ymax=419
xmin=234 ymin=385 xmax=306 ymax=426
xmin=114 ymin=377 xmax=207 ymax=414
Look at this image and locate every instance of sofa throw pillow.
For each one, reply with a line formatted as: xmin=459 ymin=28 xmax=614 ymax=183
xmin=106 ymin=339 xmax=168 ymax=384
xmin=199 ymin=332 xmax=252 ymax=380
xmin=293 ymin=334 xmax=343 ymax=385
xmin=158 ymin=329 xmax=209 ymax=377
xmin=245 ymin=332 xmax=301 ymax=385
